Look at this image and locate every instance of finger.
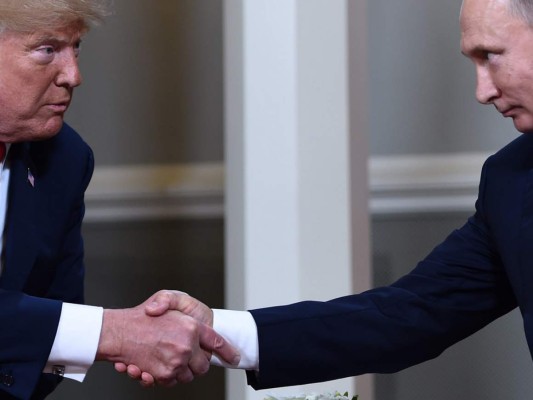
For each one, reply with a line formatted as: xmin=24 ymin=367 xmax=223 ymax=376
xmin=150 ymin=362 xmax=180 ymax=388
xmin=114 ymin=362 xmax=127 ymax=373
xmin=199 ymin=324 xmax=241 ymax=366
xmin=174 ymin=367 xmax=195 ymax=384
xmin=127 ymin=364 xmax=143 ymax=380
xmin=140 ymin=372 xmax=155 ymax=388
xmin=187 ymin=350 xmax=211 ymax=377
xmin=145 ymin=290 xmax=188 ymax=316
xmin=144 ymin=291 xmax=175 ymax=316
xmin=156 ymin=375 xmax=179 ymax=388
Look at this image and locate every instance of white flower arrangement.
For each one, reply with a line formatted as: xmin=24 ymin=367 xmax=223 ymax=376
xmin=264 ymin=392 xmax=358 ymax=400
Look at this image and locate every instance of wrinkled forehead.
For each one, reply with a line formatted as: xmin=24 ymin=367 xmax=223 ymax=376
xmin=459 ymin=0 xmax=520 ymax=42
xmin=460 ymin=0 xmax=511 ymax=23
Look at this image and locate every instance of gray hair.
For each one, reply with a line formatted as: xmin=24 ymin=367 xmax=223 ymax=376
xmin=0 ymin=0 xmax=111 ymax=34
xmin=509 ymin=0 xmax=533 ymax=25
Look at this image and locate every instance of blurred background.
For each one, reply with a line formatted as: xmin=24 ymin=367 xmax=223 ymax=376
xmin=49 ymin=0 xmax=532 ymax=399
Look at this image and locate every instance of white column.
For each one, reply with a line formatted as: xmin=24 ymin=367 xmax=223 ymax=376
xmin=347 ymin=1 xmax=373 ymax=399
xmin=224 ymin=1 xmax=370 ymax=399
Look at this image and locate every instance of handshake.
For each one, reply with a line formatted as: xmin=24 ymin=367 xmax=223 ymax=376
xmin=96 ymin=290 xmax=239 ymax=387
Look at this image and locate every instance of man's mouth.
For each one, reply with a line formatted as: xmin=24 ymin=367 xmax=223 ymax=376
xmin=499 ymin=106 xmax=519 ymax=117
xmin=47 ymin=101 xmax=70 ymax=113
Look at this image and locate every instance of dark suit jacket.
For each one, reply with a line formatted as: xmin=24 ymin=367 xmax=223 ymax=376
xmin=248 ymin=133 xmax=533 ymax=390
xmin=0 ymin=123 xmax=93 ymax=399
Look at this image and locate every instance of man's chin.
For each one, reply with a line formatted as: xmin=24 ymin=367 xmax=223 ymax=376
xmin=512 ymin=118 xmax=533 ymax=134
xmin=0 ymin=115 xmax=64 ymax=143
xmin=12 ymin=124 xmax=63 ymax=143
xmin=34 ymin=118 xmax=64 ymax=141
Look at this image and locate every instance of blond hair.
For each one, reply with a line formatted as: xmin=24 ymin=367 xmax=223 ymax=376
xmin=0 ymin=0 xmax=111 ymax=34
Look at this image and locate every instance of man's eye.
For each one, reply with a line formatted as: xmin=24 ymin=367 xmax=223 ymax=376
xmin=38 ymin=46 xmax=55 ymax=55
xmin=30 ymin=45 xmax=56 ymax=63
xmin=482 ymin=51 xmax=500 ymax=62
xmin=74 ymin=41 xmax=82 ymax=56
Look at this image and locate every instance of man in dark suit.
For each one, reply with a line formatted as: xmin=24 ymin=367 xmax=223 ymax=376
xmin=124 ymin=0 xmax=533 ymax=391
xmin=0 ymin=1 xmax=239 ymax=398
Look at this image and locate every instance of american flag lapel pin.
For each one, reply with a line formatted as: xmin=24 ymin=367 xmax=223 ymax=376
xmin=27 ymin=168 xmax=35 ymax=188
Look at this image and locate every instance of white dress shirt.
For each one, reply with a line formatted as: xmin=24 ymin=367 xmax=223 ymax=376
xmin=0 ymin=147 xmax=103 ymax=382
xmin=211 ymin=309 xmax=259 ymax=370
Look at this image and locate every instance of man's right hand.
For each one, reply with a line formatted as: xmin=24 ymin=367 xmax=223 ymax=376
xmin=98 ymin=293 xmax=240 ymax=387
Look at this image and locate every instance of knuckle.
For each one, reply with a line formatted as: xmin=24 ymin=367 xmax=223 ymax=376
xmin=167 ymin=352 xmax=190 ymax=371
xmin=179 ymin=318 xmax=199 ymax=338
xmin=174 ymin=341 xmax=193 ymax=357
xmin=159 ymin=291 xmax=171 ymax=302
xmin=156 ymin=372 xmax=175 ymax=386
xmin=213 ymin=334 xmax=225 ymax=349
xmin=195 ymin=362 xmax=210 ymax=376
xmin=176 ymin=371 xmax=194 ymax=384
xmin=182 ymin=315 xmax=196 ymax=328
xmin=155 ymin=289 xmax=171 ymax=301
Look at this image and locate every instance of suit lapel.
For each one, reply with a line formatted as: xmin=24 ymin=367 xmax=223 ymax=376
xmin=0 ymin=143 xmax=38 ymax=291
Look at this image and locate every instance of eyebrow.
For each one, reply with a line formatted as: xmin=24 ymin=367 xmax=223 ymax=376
xmin=27 ymin=32 xmax=82 ymax=48
xmin=461 ymin=44 xmax=491 ymax=57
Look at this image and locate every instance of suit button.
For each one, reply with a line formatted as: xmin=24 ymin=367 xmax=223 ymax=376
xmin=0 ymin=373 xmax=13 ymax=387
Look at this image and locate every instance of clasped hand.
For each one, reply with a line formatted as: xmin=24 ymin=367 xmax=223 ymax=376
xmin=98 ymin=290 xmax=239 ymax=387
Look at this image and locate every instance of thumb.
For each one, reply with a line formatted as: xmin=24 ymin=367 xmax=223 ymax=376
xmin=145 ymin=299 xmax=169 ymax=316
xmin=199 ymin=323 xmax=241 ymax=366
xmin=145 ymin=290 xmax=189 ymax=316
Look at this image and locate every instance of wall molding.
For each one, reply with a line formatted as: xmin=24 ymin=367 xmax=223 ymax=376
xmin=369 ymin=152 xmax=487 ymax=215
xmin=85 ymin=163 xmax=224 ymax=222
xmin=84 ymin=152 xmax=490 ymax=222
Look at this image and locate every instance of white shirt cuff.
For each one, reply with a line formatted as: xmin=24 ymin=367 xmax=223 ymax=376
xmin=210 ymin=309 xmax=259 ymax=370
xmin=44 ymin=303 xmax=104 ymax=382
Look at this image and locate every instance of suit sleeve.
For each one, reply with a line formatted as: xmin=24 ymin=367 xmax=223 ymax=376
xmin=0 ymin=291 xmax=62 ymax=399
xmin=0 ymin=133 xmax=94 ymax=399
xmin=247 ymin=159 xmax=517 ymax=389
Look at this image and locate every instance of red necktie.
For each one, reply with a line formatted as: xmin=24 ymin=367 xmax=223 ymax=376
xmin=0 ymin=143 xmax=6 ymax=162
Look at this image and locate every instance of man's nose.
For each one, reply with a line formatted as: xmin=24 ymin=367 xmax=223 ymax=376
xmin=475 ymin=66 xmax=500 ymax=104
xmin=55 ymin=50 xmax=82 ymax=88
